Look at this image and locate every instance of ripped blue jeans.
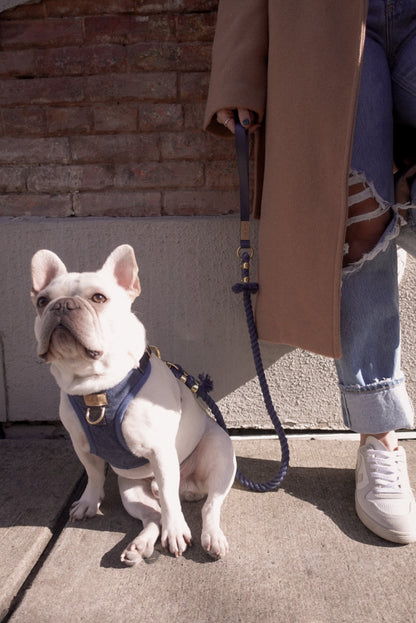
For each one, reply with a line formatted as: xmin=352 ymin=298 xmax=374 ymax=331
xmin=335 ymin=0 xmax=416 ymax=433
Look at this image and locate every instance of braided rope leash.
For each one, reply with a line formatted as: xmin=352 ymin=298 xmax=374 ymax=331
xmin=231 ymin=120 xmax=290 ymax=490
xmin=232 ymin=260 xmax=290 ymax=490
xmin=162 ymin=121 xmax=290 ymax=492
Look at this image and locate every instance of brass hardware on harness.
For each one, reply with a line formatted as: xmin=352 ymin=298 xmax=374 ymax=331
xmin=86 ymin=406 xmax=106 ymax=425
xmin=149 ymin=348 xmax=201 ymax=394
xmin=84 ymin=393 xmax=108 ymax=407
xmin=165 ymin=361 xmax=200 ymax=393
xmin=149 ymin=345 xmax=161 ymax=359
xmin=84 ymin=393 xmax=108 ymax=425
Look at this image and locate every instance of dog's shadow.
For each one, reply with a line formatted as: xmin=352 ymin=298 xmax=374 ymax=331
xmin=70 ymin=454 xmax=400 ymax=569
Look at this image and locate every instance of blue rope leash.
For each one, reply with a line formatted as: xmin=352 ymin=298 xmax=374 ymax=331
xmin=165 ymin=121 xmax=290 ymax=492
xmin=231 ymin=255 xmax=290 ymax=490
xmin=231 ymin=120 xmax=290 ymax=490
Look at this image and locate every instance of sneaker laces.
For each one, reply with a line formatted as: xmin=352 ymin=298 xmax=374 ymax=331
xmin=366 ymin=449 xmax=406 ymax=495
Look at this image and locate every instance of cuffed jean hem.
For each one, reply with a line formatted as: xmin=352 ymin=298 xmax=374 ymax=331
xmin=339 ymin=378 xmax=414 ymax=434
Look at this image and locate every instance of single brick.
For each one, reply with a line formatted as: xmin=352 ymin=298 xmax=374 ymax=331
xmin=0 ymin=76 xmax=85 ymax=106
xmin=73 ymin=190 xmax=161 ymax=217
xmin=160 ymin=131 xmax=235 ymax=161
xmin=127 ymin=42 xmax=211 ymax=72
xmin=35 ymin=45 xmax=127 ymax=77
xmin=114 ymin=161 xmax=203 ymax=188
xmin=0 ymin=18 xmax=84 ymax=49
xmin=179 ymin=1 xmax=218 ymax=10
xmin=163 ymin=189 xmax=239 ymax=216
xmin=205 ymin=160 xmax=240 ymax=189
xmin=0 ymin=193 xmax=73 ymax=217
xmin=175 ymin=12 xmax=217 ymax=42
xmin=84 ymin=14 xmax=175 ymax=44
xmin=183 ymin=102 xmax=205 ymax=129
xmin=46 ymin=106 xmax=93 ymax=135
xmin=93 ymin=105 xmax=138 ymax=133
xmin=44 ymin=0 xmax=140 ymax=17
xmin=71 ymin=133 xmax=160 ymax=164
xmin=84 ymin=72 xmax=176 ymax=102
xmin=2 ymin=106 xmax=47 ymax=136
xmin=180 ymin=72 xmax=210 ymax=101
xmin=0 ymin=166 xmax=27 ymax=192
xmin=27 ymin=164 xmax=114 ymax=192
xmin=0 ymin=136 xmax=71 ymax=164
xmin=139 ymin=103 xmax=183 ymax=131
xmin=0 ymin=49 xmax=36 ymax=78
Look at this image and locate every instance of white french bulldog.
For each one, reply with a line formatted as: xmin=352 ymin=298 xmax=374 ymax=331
xmin=30 ymin=244 xmax=236 ymax=565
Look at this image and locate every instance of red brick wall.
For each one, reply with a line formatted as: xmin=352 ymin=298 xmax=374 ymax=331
xmin=0 ymin=0 xmax=239 ymax=217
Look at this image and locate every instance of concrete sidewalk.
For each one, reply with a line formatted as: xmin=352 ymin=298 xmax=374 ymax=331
xmin=1 ymin=431 xmax=416 ymax=623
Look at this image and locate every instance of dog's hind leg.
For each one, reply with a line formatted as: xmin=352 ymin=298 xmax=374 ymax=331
xmin=118 ymin=476 xmax=161 ymax=566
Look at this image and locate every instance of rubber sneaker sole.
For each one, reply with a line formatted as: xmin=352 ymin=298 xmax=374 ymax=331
xmin=355 ymin=491 xmax=416 ymax=544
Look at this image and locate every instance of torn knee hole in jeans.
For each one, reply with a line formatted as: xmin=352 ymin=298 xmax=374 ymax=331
xmin=347 ymin=172 xmax=391 ymax=225
xmin=343 ymin=170 xmax=407 ymax=275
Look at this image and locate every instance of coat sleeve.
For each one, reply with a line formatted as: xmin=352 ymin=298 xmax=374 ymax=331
xmin=204 ymin=0 xmax=268 ymax=135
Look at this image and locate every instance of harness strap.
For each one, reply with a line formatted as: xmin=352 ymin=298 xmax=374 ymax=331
xmin=67 ymin=349 xmax=152 ymax=470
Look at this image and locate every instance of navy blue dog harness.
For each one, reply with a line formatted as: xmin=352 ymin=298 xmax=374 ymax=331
xmin=67 ymin=350 xmax=152 ymax=470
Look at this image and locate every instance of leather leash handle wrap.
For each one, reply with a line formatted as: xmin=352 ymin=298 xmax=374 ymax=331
xmin=232 ymin=120 xmax=290 ymax=491
xmin=234 ymin=117 xmax=251 ymax=250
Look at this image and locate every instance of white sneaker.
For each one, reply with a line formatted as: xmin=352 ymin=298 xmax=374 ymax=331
xmin=355 ymin=436 xmax=416 ymax=543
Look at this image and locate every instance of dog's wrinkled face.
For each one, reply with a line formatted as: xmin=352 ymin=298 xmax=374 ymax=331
xmin=30 ymin=245 xmax=144 ymax=392
xmin=33 ymin=272 xmax=113 ymax=362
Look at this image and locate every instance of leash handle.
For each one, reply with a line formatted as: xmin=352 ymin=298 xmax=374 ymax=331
xmin=235 ymin=117 xmax=251 ymax=251
xmin=232 ymin=120 xmax=290 ymax=491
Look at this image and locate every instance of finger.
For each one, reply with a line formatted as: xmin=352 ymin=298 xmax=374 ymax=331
xmin=237 ymin=108 xmax=253 ymax=129
xmin=217 ymin=108 xmax=236 ymax=134
xmin=238 ymin=109 xmax=261 ymax=133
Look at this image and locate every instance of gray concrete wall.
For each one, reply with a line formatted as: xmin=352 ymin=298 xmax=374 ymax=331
xmin=1 ymin=215 xmax=416 ymax=431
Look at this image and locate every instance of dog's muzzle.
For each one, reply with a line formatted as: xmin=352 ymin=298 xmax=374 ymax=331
xmin=37 ymin=296 xmax=104 ymax=360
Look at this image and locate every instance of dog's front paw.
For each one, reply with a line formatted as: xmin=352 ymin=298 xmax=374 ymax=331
xmin=69 ymin=496 xmax=101 ymax=521
xmin=161 ymin=517 xmax=193 ymax=557
xmin=201 ymin=528 xmax=229 ymax=559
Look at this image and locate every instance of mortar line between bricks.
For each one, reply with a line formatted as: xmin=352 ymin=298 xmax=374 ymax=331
xmin=1 ymin=471 xmax=87 ymax=623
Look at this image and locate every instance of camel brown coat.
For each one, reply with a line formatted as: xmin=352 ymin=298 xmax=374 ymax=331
xmin=204 ymin=0 xmax=369 ymax=358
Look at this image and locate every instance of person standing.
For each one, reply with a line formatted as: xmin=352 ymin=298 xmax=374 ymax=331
xmin=204 ymin=0 xmax=416 ymax=543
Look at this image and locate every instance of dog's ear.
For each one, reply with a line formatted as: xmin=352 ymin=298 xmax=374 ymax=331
xmin=31 ymin=250 xmax=68 ymax=296
xmin=101 ymin=245 xmax=141 ymax=301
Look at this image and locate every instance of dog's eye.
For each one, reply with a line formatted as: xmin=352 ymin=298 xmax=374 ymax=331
xmin=91 ymin=293 xmax=107 ymax=304
xmin=37 ymin=296 xmax=49 ymax=309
